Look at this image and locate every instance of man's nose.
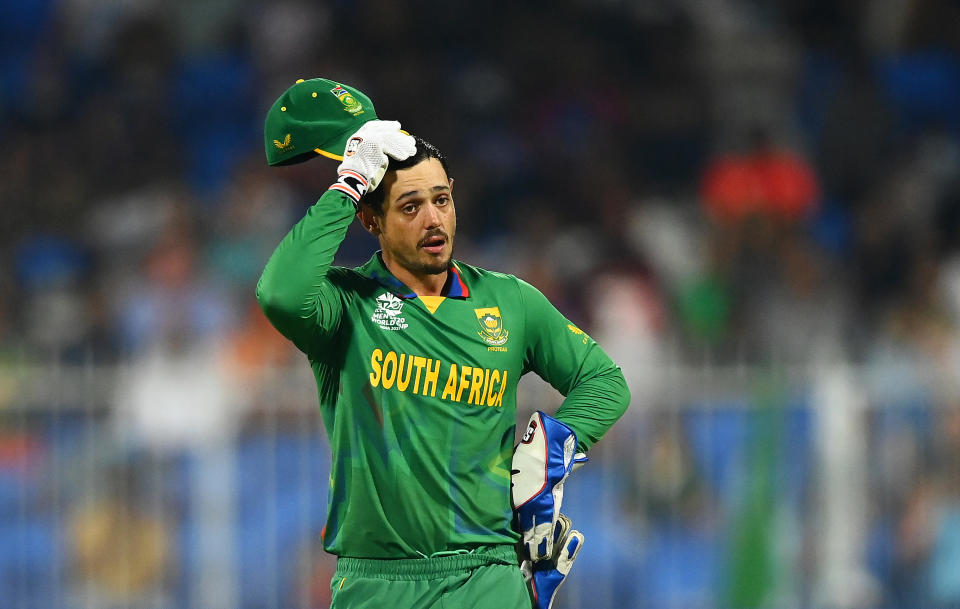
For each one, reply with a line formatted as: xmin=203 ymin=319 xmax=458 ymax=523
xmin=422 ymin=203 xmax=441 ymax=227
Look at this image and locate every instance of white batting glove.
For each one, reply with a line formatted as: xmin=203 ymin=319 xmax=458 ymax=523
xmin=328 ymin=120 xmax=416 ymax=205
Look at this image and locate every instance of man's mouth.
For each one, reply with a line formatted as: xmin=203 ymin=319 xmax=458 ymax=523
xmin=419 ymin=234 xmax=447 ymax=255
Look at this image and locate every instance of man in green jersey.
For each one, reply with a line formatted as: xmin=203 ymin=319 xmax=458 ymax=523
xmin=257 ymin=118 xmax=630 ymax=608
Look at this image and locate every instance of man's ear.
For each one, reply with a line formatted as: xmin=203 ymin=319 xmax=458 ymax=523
xmin=449 ymin=177 xmax=454 ymax=193
xmin=357 ymin=205 xmax=380 ymax=236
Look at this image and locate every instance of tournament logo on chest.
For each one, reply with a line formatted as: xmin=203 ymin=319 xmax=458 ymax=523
xmin=371 ymin=292 xmax=409 ymax=331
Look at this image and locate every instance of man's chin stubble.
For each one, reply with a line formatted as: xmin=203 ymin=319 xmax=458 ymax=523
xmin=417 ymin=260 xmax=450 ymax=275
xmin=407 ymin=253 xmax=451 ymax=276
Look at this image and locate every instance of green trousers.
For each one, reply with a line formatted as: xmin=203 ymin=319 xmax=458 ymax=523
xmin=329 ymin=545 xmax=531 ymax=609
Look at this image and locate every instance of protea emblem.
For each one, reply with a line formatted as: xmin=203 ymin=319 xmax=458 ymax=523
xmin=474 ymin=307 xmax=508 ymax=346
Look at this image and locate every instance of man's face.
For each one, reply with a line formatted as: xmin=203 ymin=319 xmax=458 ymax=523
xmin=372 ymin=157 xmax=456 ymax=276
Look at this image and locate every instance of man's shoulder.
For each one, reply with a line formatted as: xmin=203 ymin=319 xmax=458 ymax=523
xmin=455 ymin=261 xmax=545 ymax=298
xmin=322 ymin=263 xmax=380 ymax=296
xmin=453 ymin=259 xmax=519 ymax=284
xmin=326 ymin=264 xmax=367 ymax=282
xmin=327 ymin=253 xmax=386 ymax=282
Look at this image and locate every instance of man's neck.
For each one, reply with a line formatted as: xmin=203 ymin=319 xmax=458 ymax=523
xmin=381 ymin=254 xmax=448 ymax=297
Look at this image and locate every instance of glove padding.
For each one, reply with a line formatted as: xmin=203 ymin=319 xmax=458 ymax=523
xmin=521 ymin=514 xmax=585 ymax=609
xmin=512 ymin=411 xmax=587 ymax=562
xmin=329 ymin=120 xmax=416 ymax=203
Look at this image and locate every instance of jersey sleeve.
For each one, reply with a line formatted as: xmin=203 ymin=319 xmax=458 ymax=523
xmin=256 ymin=189 xmax=356 ymax=355
xmin=517 ymin=278 xmax=630 ymax=452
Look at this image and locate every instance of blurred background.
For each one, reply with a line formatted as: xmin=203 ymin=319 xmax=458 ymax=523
xmin=3 ymin=0 xmax=960 ymax=608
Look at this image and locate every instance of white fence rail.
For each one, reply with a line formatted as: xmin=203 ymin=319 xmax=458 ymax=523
xmin=1 ymin=361 xmax=955 ymax=609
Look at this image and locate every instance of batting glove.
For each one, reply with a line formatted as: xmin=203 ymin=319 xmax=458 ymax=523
xmin=328 ymin=120 xmax=416 ymax=205
xmin=521 ymin=514 xmax=585 ymax=609
xmin=512 ymin=411 xmax=587 ymax=562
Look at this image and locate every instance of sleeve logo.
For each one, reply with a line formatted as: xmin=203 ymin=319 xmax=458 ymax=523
xmin=474 ymin=307 xmax=509 ymax=348
xmin=372 ymin=292 xmax=408 ymax=331
xmin=567 ymin=323 xmax=589 ymax=344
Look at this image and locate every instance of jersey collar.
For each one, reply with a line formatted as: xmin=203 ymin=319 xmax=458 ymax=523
xmin=361 ymin=252 xmax=470 ymax=300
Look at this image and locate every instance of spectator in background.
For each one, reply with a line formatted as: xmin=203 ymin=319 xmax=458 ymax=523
xmin=14 ymin=235 xmax=93 ymax=358
xmin=584 ymin=175 xmax=668 ymax=404
xmin=696 ymin=126 xmax=825 ymax=361
xmin=110 ymin=200 xmax=241 ymax=450
xmin=68 ymin=461 xmax=173 ymax=609
xmin=895 ymin=408 xmax=960 ymax=606
xmin=743 ymin=233 xmax=852 ymax=362
xmin=701 ymin=126 xmax=819 ymax=226
xmin=114 ymin=199 xmax=234 ymax=357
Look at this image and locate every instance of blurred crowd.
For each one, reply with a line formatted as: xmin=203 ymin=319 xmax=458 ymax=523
xmin=3 ymin=0 xmax=960 ymax=375
xmin=4 ymin=0 xmax=960 ymax=607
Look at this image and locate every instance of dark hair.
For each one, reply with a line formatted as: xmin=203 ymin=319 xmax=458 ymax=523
xmin=359 ymin=135 xmax=451 ymax=215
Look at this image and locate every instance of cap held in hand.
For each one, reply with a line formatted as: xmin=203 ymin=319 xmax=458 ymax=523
xmin=264 ymin=78 xmax=377 ymax=166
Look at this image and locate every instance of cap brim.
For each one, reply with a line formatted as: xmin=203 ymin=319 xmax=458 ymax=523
xmin=312 ymin=128 xmax=410 ymax=163
xmin=315 ymin=148 xmax=343 ymax=161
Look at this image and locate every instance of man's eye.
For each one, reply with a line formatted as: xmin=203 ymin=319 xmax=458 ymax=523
xmin=402 ymin=204 xmax=417 ymax=214
xmin=436 ymin=196 xmax=449 ymax=206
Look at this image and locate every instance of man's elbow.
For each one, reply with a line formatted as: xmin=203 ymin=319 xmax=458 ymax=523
xmin=255 ymin=277 xmax=289 ymax=327
xmin=612 ymin=367 xmax=631 ymax=417
xmin=255 ymin=277 xmax=274 ymax=313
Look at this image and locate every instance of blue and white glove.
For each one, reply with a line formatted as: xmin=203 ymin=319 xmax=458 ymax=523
xmin=328 ymin=120 xmax=416 ymax=205
xmin=521 ymin=514 xmax=585 ymax=609
xmin=511 ymin=411 xmax=587 ymax=561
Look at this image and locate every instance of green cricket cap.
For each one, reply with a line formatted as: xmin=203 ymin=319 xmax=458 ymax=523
xmin=264 ymin=78 xmax=377 ymax=166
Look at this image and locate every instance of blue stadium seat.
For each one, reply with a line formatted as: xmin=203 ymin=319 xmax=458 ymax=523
xmin=877 ymin=51 xmax=960 ymax=133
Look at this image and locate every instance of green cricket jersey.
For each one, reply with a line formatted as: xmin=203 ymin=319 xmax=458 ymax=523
xmin=256 ymin=189 xmax=630 ymax=560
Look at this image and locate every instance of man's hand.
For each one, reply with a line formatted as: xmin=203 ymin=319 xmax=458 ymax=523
xmin=512 ymin=411 xmax=587 ymax=562
xmin=521 ymin=514 xmax=585 ymax=609
xmin=329 ymin=120 xmax=416 ymax=204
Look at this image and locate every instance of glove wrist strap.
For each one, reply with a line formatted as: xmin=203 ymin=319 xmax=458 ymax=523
xmin=328 ymin=169 xmax=369 ymax=206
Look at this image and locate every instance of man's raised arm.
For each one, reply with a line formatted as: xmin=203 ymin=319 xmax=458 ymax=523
xmin=256 ymin=120 xmax=416 ymax=354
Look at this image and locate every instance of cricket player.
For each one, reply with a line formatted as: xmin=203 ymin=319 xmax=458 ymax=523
xmin=257 ymin=83 xmax=630 ymax=608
